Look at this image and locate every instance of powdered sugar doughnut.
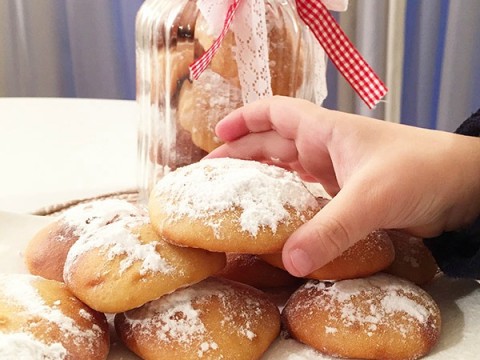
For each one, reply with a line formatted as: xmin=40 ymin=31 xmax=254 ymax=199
xmin=385 ymin=230 xmax=439 ymax=285
xmin=216 ymin=253 xmax=301 ymax=289
xmin=283 ymin=273 xmax=441 ymax=360
xmin=148 ymin=158 xmax=321 ymax=254
xmin=115 ymin=277 xmax=280 ymax=360
xmin=261 ymin=230 xmax=395 ymax=281
xmin=24 ymin=199 xmax=143 ymax=282
xmin=64 ymin=216 xmax=226 ymax=313
xmin=177 ymin=69 xmax=243 ymax=152
xmin=0 ymin=274 xmax=109 ymax=360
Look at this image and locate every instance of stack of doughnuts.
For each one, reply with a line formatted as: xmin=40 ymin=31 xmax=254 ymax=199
xmin=147 ymin=157 xmax=442 ymax=360
xmin=18 ymin=157 xmax=442 ymax=359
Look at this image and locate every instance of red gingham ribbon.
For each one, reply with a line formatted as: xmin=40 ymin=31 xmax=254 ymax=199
xmin=189 ymin=0 xmax=388 ymax=109
xmin=296 ymin=0 xmax=387 ymax=108
xmin=189 ymin=0 xmax=242 ymax=80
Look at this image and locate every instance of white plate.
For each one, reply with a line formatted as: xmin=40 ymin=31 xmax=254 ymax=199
xmin=1 ymin=211 xmax=479 ymax=359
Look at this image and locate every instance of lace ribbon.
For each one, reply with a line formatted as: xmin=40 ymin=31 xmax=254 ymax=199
xmin=190 ymin=0 xmax=388 ymax=109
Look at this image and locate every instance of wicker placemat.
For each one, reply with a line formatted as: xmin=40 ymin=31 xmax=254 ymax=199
xmin=32 ymin=189 xmax=141 ymax=217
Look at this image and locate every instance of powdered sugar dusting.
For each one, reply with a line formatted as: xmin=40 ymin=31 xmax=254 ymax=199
xmin=152 ymin=158 xmax=318 ymax=236
xmin=381 ymin=292 xmax=430 ymax=323
xmin=64 ymin=216 xmax=174 ymax=280
xmin=324 ymin=326 xmax=337 ymax=334
xmin=79 ymin=308 xmax=93 ymax=321
xmin=198 ymin=341 xmax=219 ymax=357
xmin=123 ymin=278 xmax=268 ymax=357
xmin=0 ymin=332 xmax=67 ymax=360
xmin=125 ymin=283 xmax=216 ymax=356
xmin=294 ymin=274 xmax=439 ymax=338
xmin=305 ymin=281 xmax=326 ymax=291
xmin=59 ymin=199 xmax=143 ymax=240
xmin=0 ymin=274 xmax=103 ymax=356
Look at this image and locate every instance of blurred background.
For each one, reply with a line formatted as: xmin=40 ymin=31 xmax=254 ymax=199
xmin=1 ymin=0 xmax=479 ymax=131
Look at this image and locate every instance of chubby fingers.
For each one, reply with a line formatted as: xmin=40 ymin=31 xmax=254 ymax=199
xmin=206 ymin=131 xmax=313 ymax=178
xmin=282 ymin=184 xmax=381 ymax=277
xmin=206 ymin=130 xmax=340 ymax=187
xmin=214 ymin=100 xmax=272 ymax=141
xmin=207 ymin=131 xmax=297 ymax=162
xmin=215 ymin=96 xmax=316 ymax=142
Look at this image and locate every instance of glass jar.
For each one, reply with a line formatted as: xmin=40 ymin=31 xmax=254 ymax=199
xmin=136 ymin=0 xmax=326 ymax=202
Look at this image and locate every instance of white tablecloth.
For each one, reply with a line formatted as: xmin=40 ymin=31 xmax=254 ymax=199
xmin=0 ymin=97 xmax=138 ymax=213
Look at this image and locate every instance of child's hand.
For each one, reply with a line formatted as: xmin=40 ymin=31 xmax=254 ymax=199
xmin=207 ymin=96 xmax=480 ymax=277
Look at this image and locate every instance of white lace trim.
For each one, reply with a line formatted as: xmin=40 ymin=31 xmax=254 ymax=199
xmin=196 ymin=0 xmax=349 ymax=105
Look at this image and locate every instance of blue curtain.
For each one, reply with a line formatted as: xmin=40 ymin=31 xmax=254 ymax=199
xmin=0 ymin=0 xmax=143 ymax=99
xmin=401 ymin=0 xmax=480 ymax=130
xmin=401 ymin=0 xmax=449 ymax=129
xmin=60 ymin=0 xmax=142 ymax=99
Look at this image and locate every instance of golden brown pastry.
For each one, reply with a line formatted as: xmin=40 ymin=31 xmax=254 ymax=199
xmin=283 ymin=273 xmax=441 ymax=360
xmin=384 ymin=230 xmax=439 ymax=285
xmin=115 ymin=277 xmax=280 ymax=360
xmin=261 ymin=229 xmax=395 ymax=281
xmin=0 ymin=274 xmax=109 ymax=360
xmin=215 ymin=253 xmax=301 ymax=289
xmin=148 ymin=158 xmax=321 ymax=254
xmin=24 ymin=199 xmax=143 ymax=282
xmin=177 ymin=69 xmax=243 ymax=152
xmin=63 ymin=216 xmax=226 ymax=313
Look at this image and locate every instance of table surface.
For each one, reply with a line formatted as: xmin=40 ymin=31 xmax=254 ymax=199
xmin=0 ymin=97 xmax=138 ymax=213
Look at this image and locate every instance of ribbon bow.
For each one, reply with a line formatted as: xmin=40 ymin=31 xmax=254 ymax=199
xmin=190 ymin=0 xmax=388 ymax=109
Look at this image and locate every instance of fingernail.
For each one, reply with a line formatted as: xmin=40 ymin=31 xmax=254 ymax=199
xmin=289 ymin=248 xmax=314 ymax=277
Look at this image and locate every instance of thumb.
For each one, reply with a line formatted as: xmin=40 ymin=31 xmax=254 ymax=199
xmin=282 ymin=188 xmax=380 ymax=277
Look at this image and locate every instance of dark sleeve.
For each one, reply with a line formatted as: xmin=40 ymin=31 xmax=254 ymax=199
xmin=423 ymin=108 xmax=480 ymax=279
